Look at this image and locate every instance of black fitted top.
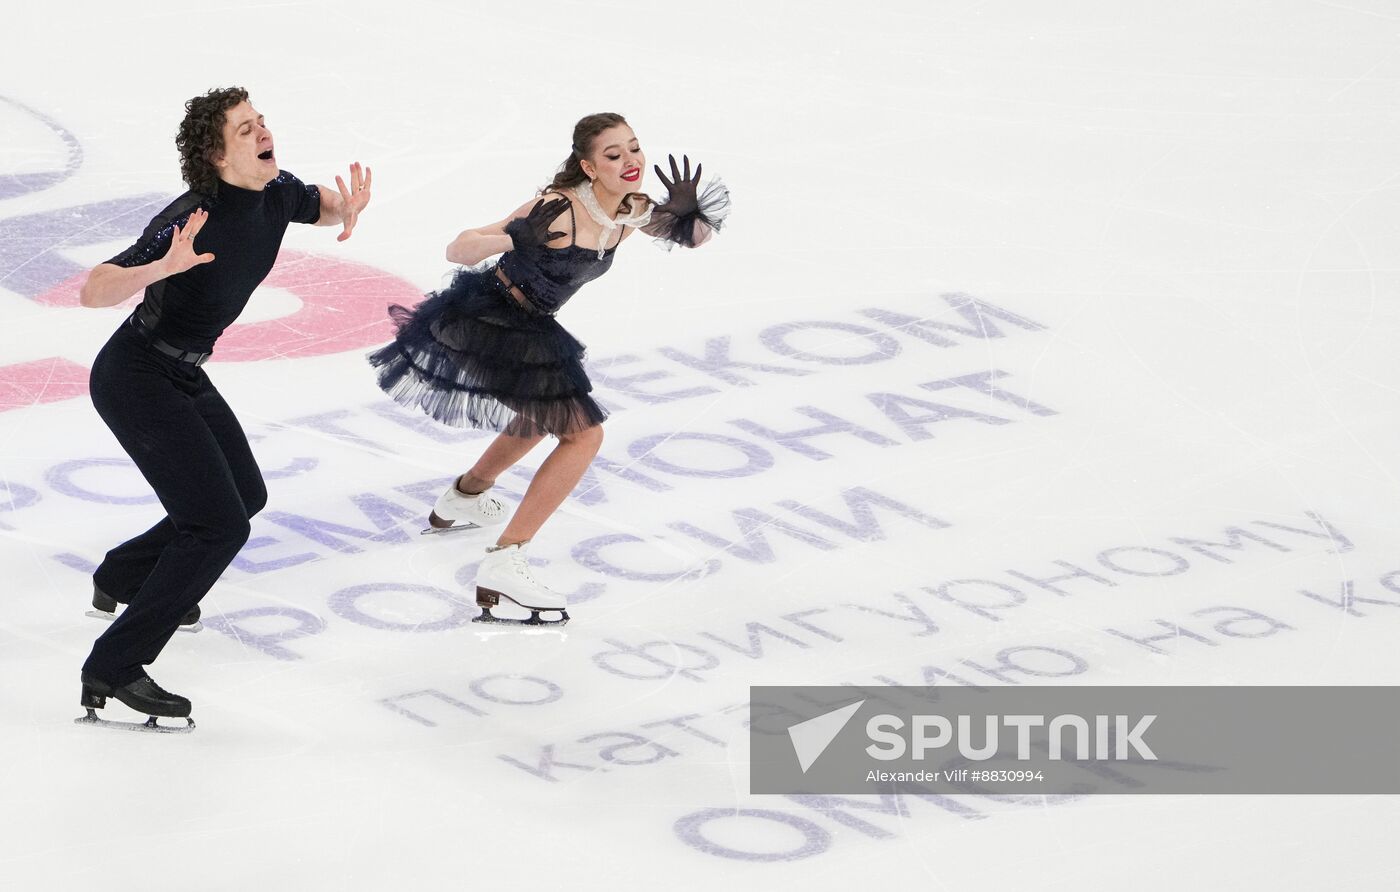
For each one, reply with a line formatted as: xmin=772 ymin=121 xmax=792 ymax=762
xmin=107 ymin=171 xmax=321 ymax=352
xmin=496 ymin=195 xmax=624 ymax=315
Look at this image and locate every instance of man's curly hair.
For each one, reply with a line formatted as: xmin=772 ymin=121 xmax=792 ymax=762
xmin=175 ymin=86 xmax=249 ymax=195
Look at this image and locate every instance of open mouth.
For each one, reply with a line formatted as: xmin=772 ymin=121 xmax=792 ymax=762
xmin=621 ymin=168 xmax=641 ymax=182
xmin=258 ymin=149 xmax=275 ymax=162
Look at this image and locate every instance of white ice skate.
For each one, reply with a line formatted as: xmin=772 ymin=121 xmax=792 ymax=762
xmin=473 ymin=543 xmax=569 ymax=626
xmin=422 ymin=477 xmax=508 ymax=535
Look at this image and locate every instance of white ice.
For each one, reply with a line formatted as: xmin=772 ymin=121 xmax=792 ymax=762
xmin=1 ymin=1 xmax=1398 ymax=889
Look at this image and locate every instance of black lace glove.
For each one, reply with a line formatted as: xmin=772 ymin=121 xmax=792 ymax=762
xmin=646 ymin=154 xmax=730 ymax=249
xmin=505 ymin=197 xmax=571 ymax=250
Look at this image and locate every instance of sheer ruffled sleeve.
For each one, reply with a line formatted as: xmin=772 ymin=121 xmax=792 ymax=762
xmin=644 ymin=178 xmax=731 ymax=249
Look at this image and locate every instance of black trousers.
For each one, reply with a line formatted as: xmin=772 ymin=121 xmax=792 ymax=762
xmin=82 ymin=321 xmax=266 ymax=686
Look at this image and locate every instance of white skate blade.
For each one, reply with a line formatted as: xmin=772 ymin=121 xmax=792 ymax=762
xmin=85 ymin=609 xmax=202 ymax=634
xmin=74 ymin=710 xmax=195 ymax=733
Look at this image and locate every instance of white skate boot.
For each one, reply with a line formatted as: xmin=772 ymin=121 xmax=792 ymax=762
xmin=423 ymin=476 xmax=508 ymax=535
xmin=473 ymin=543 xmax=569 ymax=626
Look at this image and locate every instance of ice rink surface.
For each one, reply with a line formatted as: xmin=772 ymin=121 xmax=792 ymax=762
xmin=2 ymin=0 xmax=1399 ymax=888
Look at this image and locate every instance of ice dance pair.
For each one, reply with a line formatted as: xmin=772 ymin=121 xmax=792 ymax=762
xmin=73 ymin=91 xmax=728 ymax=731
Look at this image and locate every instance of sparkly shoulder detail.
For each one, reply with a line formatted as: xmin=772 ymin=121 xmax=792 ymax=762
xmin=105 ymin=191 xmax=205 ymax=269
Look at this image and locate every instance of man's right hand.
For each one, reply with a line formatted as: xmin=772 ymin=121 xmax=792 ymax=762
xmin=161 ymin=208 xmax=216 ymax=274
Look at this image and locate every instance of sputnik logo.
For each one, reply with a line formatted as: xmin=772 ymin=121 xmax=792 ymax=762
xmin=787 ymin=700 xmax=865 ymax=773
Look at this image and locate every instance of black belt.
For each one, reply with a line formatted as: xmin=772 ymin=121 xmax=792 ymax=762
xmin=494 ymin=266 xmax=554 ymax=316
xmin=128 ymin=313 xmax=212 ymax=366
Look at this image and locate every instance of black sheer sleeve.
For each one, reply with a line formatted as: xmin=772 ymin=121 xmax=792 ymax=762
xmin=643 ymin=177 xmax=731 ymax=249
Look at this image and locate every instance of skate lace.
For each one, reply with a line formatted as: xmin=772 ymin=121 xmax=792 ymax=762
xmin=479 ymin=495 xmax=505 ymax=519
xmin=137 ymin=675 xmax=174 ymax=697
xmin=510 ymin=548 xmax=537 ymax=583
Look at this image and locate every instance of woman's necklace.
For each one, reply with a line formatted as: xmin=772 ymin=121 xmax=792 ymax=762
xmin=573 ymin=181 xmax=652 ymax=259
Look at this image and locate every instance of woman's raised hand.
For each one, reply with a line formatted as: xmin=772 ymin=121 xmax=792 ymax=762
xmin=506 ymin=196 xmax=571 ymax=250
xmin=654 ymin=154 xmax=702 ymax=217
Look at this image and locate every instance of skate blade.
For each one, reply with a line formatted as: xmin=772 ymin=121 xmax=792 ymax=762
xmin=74 ymin=709 xmax=195 ymax=734
xmin=474 ymin=588 xmax=568 ymax=626
xmin=84 ymin=610 xmax=202 ymax=634
xmin=419 ymin=522 xmax=482 ymax=536
xmin=473 ymin=606 xmax=569 ymax=627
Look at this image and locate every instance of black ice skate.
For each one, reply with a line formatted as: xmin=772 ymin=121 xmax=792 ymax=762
xmin=473 ymin=543 xmax=569 ymax=626
xmin=75 ymin=672 xmax=195 ymax=733
xmin=421 ymin=476 xmax=508 ymax=535
xmin=86 ymin=584 xmax=203 ymax=633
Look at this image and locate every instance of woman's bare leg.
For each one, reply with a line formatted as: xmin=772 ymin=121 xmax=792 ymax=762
xmin=458 ymin=431 xmax=546 ymax=493
xmin=497 ymin=424 xmax=603 ymax=546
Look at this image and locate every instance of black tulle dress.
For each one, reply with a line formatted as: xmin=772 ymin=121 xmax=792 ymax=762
xmin=371 ymin=176 xmax=730 ymax=438
xmin=369 ymin=200 xmax=622 ymax=438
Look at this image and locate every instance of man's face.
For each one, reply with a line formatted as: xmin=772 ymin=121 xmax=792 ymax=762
xmin=214 ymin=100 xmax=277 ymax=189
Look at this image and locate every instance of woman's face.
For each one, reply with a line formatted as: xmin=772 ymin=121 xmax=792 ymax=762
xmin=214 ymin=100 xmax=278 ymax=189
xmin=583 ymin=124 xmax=645 ymax=193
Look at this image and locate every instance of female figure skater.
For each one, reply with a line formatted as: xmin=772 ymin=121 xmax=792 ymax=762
xmin=76 ymin=87 xmax=372 ymax=728
xmin=369 ymin=112 xmax=728 ymax=625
